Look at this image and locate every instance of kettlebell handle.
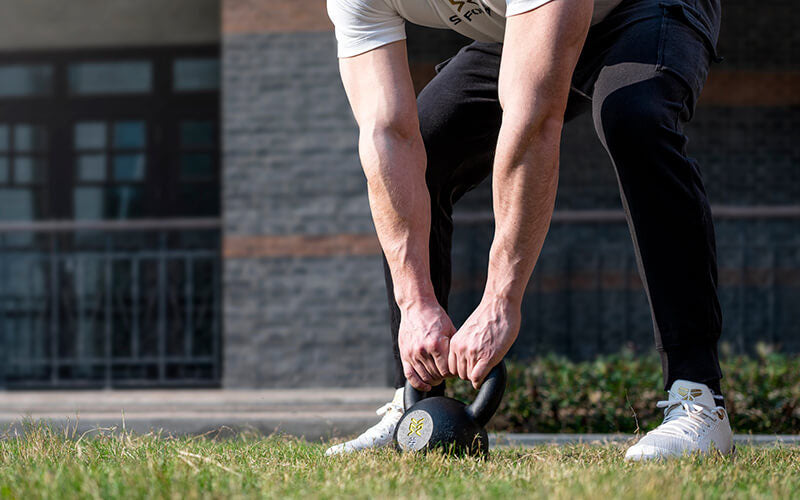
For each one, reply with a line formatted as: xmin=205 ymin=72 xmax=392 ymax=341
xmin=404 ymin=360 xmax=507 ymax=427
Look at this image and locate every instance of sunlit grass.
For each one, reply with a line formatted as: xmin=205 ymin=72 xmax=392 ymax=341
xmin=0 ymin=423 xmax=797 ymax=499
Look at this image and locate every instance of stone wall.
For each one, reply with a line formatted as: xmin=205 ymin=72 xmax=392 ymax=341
xmin=221 ymin=2 xmax=392 ymax=387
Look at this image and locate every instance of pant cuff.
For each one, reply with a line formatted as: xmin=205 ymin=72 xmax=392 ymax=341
xmin=660 ymin=342 xmax=723 ymax=393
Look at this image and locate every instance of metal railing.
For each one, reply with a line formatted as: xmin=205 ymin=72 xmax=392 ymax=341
xmin=0 ymin=219 xmax=222 ymax=389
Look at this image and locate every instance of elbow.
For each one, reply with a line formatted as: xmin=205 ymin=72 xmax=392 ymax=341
xmin=359 ymin=115 xmax=424 ymax=180
xmin=502 ymin=108 xmax=565 ymax=149
xmin=360 ymin=107 xmax=420 ymax=144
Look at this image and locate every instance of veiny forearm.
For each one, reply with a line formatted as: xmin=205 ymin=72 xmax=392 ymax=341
xmin=360 ymin=126 xmax=437 ymax=308
xmin=484 ymin=0 xmax=592 ymax=308
xmin=485 ymin=118 xmax=561 ymax=306
xmin=338 ymin=42 xmax=439 ymax=311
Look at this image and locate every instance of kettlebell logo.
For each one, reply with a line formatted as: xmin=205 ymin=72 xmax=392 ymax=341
xmin=398 ymin=410 xmax=434 ymax=451
xmin=408 ymin=417 xmax=425 ymax=437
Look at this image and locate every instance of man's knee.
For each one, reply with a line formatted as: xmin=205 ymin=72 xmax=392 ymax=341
xmin=593 ymin=76 xmax=684 ymax=157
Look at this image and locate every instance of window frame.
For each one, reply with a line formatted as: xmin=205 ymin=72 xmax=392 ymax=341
xmin=0 ymin=45 xmax=220 ymax=221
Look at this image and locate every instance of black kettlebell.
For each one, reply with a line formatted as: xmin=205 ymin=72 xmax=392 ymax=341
xmin=393 ymin=360 xmax=506 ymax=457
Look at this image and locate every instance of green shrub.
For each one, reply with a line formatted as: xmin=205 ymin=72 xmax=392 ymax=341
xmin=446 ymin=347 xmax=800 ymax=434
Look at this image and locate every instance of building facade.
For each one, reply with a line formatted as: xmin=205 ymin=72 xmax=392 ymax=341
xmin=0 ymin=0 xmax=797 ymax=389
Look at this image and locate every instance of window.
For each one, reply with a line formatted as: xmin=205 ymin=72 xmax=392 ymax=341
xmin=0 ymin=123 xmax=48 ymax=246
xmin=0 ymin=46 xmax=221 ymax=389
xmin=73 ymin=120 xmax=147 ymax=219
xmin=0 ymin=123 xmax=47 ymax=222
xmin=0 ymin=46 xmax=220 ymax=221
xmin=176 ymin=120 xmax=218 ymax=216
xmin=173 ymin=58 xmax=220 ymax=92
xmin=68 ymin=61 xmax=153 ymax=95
xmin=0 ymin=64 xmax=53 ymax=97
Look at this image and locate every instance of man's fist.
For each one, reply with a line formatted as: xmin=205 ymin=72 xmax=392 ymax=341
xmin=398 ymin=300 xmax=456 ymax=391
xmin=449 ymin=297 xmax=520 ymax=389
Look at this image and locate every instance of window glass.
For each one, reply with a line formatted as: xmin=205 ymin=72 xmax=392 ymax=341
xmin=0 ymin=188 xmax=34 ymax=221
xmin=77 ymin=154 xmax=106 ymax=181
xmin=0 ymin=65 xmax=53 ymax=97
xmin=109 ymin=185 xmax=142 ymax=219
xmin=113 ymin=121 xmax=146 ymax=149
xmin=73 ymin=187 xmax=104 ymax=220
xmin=173 ymin=58 xmax=220 ymax=92
xmin=0 ymin=125 xmax=8 ymax=151
xmin=177 ymin=184 xmax=218 ymax=216
xmin=0 ymin=157 xmax=8 ymax=183
xmin=68 ymin=61 xmax=152 ymax=95
xmin=14 ymin=156 xmax=42 ymax=183
xmin=113 ymin=154 xmax=145 ymax=181
xmin=180 ymin=153 xmax=214 ymax=179
xmin=75 ymin=122 xmax=106 ymax=150
xmin=180 ymin=121 xmax=215 ymax=147
xmin=14 ymin=125 xmax=47 ymax=152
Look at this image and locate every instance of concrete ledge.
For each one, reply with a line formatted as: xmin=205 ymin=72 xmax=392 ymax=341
xmin=2 ymin=390 xmax=797 ymax=446
xmin=0 ymin=388 xmax=395 ymax=442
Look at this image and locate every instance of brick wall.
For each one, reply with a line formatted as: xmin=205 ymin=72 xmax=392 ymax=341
xmin=221 ymin=2 xmax=392 ymax=387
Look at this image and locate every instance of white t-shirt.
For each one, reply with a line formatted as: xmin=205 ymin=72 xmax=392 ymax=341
xmin=328 ymin=0 xmax=624 ymax=58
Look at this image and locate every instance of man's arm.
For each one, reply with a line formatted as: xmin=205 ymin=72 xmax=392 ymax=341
xmin=338 ymin=41 xmax=454 ymax=391
xmin=449 ymin=0 xmax=593 ymax=388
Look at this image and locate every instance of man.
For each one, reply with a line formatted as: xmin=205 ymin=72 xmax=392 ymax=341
xmin=324 ymin=0 xmax=733 ymax=461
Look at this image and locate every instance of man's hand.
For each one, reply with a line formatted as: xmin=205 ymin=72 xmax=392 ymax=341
xmin=449 ymin=296 xmax=520 ymax=389
xmin=398 ymin=300 xmax=456 ymax=391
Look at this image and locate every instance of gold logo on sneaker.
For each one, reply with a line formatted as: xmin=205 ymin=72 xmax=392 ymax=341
xmin=407 ymin=417 xmax=425 ymax=437
xmin=677 ymin=387 xmax=704 ymax=400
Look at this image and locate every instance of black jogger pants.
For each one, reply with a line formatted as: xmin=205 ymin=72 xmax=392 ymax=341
xmin=384 ymin=0 xmax=724 ymax=394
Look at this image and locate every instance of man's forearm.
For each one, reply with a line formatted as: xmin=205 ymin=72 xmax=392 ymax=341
xmin=483 ymin=0 xmax=591 ymax=309
xmin=360 ymin=126 xmax=437 ymax=309
xmin=485 ymin=117 xmax=561 ymax=307
xmin=338 ymin=41 xmax=454 ymax=389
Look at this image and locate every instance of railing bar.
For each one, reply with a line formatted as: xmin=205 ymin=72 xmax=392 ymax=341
xmin=4 ymin=356 xmax=217 ymax=365
xmin=596 ymin=251 xmax=603 ymax=354
xmin=132 ymin=258 xmax=140 ymax=359
xmin=770 ymin=247 xmax=778 ymax=345
xmin=535 ymin=267 xmax=542 ymax=352
xmin=76 ymin=257 xmax=85 ymax=362
xmin=3 ymin=379 xmax=217 ymax=389
xmin=0 ymin=208 xmax=796 ymax=234
xmin=455 ymin=205 xmax=800 ymax=225
xmin=0 ymin=250 xmax=217 ymax=260
xmin=564 ymin=251 xmax=572 ymax=355
xmin=49 ymin=236 xmax=59 ymax=384
xmin=104 ymin=237 xmax=113 ymax=388
xmin=738 ymin=237 xmax=747 ymax=352
xmin=0 ymin=218 xmax=222 ymax=233
xmin=157 ymin=232 xmax=167 ymax=383
xmin=26 ymin=258 xmax=35 ymax=375
xmin=623 ymin=253 xmax=631 ymax=344
xmin=212 ymin=254 xmax=221 ymax=382
xmin=185 ymin=256 xmax=194 ymax=359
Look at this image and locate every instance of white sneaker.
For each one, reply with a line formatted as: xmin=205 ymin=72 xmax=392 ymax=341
xmin=325 ymin=388 xmax=405 ymax=456
xmin=625 ymin=379 xmax=733 ymax=461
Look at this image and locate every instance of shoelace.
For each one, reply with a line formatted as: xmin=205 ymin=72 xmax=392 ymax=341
xmin=649 ymin=390 xmax=721 ymax=439
xmin=344 ymin=403 xmax=403 ymax=445
xmin=375 ymin=402 xmax=403 ymax=417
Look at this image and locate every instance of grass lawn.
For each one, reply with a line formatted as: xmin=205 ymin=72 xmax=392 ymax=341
xmin=1 ymin=425 xmax=798 ymax=499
